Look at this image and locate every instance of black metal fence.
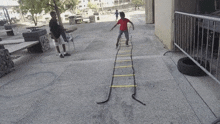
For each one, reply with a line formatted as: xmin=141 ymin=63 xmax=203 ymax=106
xmin=174 ymin=11 xmax=220 ymax=84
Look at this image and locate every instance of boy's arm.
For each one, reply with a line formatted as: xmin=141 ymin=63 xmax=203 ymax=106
xmin=50 ymin=32 xmax=58 ymax=42
xmin=129 ymin=21 xmax=134 ymax=30
xmin=110 ymin=23 xmax=118 ymax=31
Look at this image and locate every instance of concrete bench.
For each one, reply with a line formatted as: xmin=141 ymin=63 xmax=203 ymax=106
xmin=0 ymin=39 xmax=39 ymax=78
xmin=0 ymin=34 xmax=50 ymax=78
xmin=0 ymin=24 xmax=17 ymax=36
xmin=0 ymin=39 xmax=25 ymax=45
xmin=75 ymin=18 xmax=83 ymax=23
xmin=0 ymin=29 xmax=15 ymax=36
xmin=4 ymin=41 xmax=39 ymax=54
xmin=26 ymin=25 xmax=46 ymax=31
xmin=65 ymin=27 xmax=77 ymax=33
xmin=0 ymin=39 xmax=40 ymax=53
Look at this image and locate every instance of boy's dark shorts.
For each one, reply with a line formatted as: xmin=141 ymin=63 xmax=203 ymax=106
xmin=118 ymin=30 xmax=129 ymax=40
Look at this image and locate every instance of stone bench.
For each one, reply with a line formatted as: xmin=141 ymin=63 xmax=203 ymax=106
xmin=0 ymin=40 xmax=38 ymax=78
xmin=0 ymin=34 xmax=50 ymax=78
xmin=0 ymin=29 xmax=15 ymax=36
xmin=65 ymin=27 xmax=77 ymax=33
xmin=2 ymin=24 xmax=17 ymax=36
xmin=26 ymin=25 xmax=46 ymax=31
xmin=3 ymin=41 xmax=39 ymax=54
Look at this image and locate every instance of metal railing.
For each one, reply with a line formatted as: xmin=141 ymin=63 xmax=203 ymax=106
xmin=174 ymin=11 xmax=220 ymax=84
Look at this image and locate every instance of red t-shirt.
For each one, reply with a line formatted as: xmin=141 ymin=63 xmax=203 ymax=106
xmin=117 ymin=18 xmax=130 ymax=31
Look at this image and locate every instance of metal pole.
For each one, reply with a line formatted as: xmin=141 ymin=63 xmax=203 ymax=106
xmin=177 ymin=14 xmax=180 ymax=48
xmin=190 ymin=17 xmax=193 ymax=56
xmin=210 ymin=22 xmax=216 ymax=73
xmin=3 ymin=7 xmax=12 ymax=25
xmin=193 ymin=17 xmax=196 ymax=57
xmin=181 ymin=15 xmax=183 ymax=49
xmin=185 ymin=15 xmax=187 ymax=52
xmin=175 ymin=11 xmax=220 ymax=22
xmin=186 ymin=16 xmax=189 ymax=53
xmin=174 ymin=13 xmax=177 ymax=51
xmin=196 ymin=19 xmax=200 ymax=61
xmin=205 ymin=20 xmax=210 ymax=69
xmin=216 ymin=35 xmax=220 ymax=79
xmin=200 ymin=19 xmax=205 ymax=63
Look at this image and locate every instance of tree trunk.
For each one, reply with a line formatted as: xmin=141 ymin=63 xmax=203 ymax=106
xmin=53 ymin=0 xmax=63 ymax=28
xmin=19 ymin=7 xmax=25 ymax=22
xmin=31 ymin=13 xmax=37 ymax=26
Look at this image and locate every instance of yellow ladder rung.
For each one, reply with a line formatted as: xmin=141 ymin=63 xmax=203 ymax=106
xmin=120 ymin=39 xmax=126 ymax=41
xmin=120 ymin=45 xmax=130 ymax=47
xmin=114 ymin=65 xmax=132 ymax=68
xmin=111 ymin=85 xmax=137 ymax=88
xmin=118 ymin=54 xmax=131 ymax=57
xmin=113 ymin=74 xmax=135 ymax=77
xmin=119 ymin=42 xmax=127 ymax=44
xmin=119 ymin=50 xmax=131 ymax=53
xmin=116 ymin=60 xmax=132 ymax=62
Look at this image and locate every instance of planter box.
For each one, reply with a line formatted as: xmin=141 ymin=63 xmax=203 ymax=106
xmin=22 ymin=29 xmax=50 ymax=53
xmin=22 ymin=29 xmax=47 ymax=41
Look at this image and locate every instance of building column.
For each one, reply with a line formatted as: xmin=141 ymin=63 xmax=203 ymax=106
xmin=145 ymin=0 xmax=154 ymax=24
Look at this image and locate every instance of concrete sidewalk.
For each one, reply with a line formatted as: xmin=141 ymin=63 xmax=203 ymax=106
xmin=0 ymin=10 xmax=220 ymax=124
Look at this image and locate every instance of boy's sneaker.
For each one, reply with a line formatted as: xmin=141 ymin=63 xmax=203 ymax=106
xmin=126 ymin=43 xmax=129 ymax=47
xmin=64 ymin=53 xmax=71 ymax=56
xmin=59 ymin=54 xmax=64 ymax=58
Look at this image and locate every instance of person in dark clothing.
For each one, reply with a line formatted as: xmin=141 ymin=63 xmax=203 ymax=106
xmin=49 ymin=11 xmax=71 ymax=58
xmin=115 ymin=10 xmax=119 ymax=21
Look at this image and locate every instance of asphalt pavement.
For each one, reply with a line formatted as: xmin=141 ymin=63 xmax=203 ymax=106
xmin=1 ymin=10 xmax=220 ymax=124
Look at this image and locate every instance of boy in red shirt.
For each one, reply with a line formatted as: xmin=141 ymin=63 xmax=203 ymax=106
xmin=110 ymin=12 xmax=134 ymax=48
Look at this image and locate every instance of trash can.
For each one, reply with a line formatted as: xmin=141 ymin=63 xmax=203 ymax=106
xmin=69 ymin=16 xmax=76 ymax=25
xmin=96 ymin=16 xmax=100 ymax=20
xmin=89 ymin=15 xmax=95 ymax=23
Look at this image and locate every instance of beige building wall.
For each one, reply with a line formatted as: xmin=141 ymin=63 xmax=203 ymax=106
xmin=154 ymin=0 xmax=174 ymax=50
xmin=145 ymin=0 xmax=154 ymax=23
xmin=153 ymin=0 xmax=197 ymax=50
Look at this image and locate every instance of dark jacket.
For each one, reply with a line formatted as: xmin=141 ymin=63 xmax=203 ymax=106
xmin=49 ymin=19 xmax=62 ymax=39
